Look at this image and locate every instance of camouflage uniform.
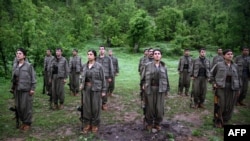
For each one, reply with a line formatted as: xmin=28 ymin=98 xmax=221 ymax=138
xmin=44 ymin=55 xmax=54 ymax=101
xmin=141 ymin=61 xmax=170 ymax=128
xmin=210 ymin=61 xmax=241 ymax=125
xmin=177 ymin=55 xmax=193 ymax=95
xmin=138 ymin=55 xmax=148 ymax=76
xmin=80 ymin=62 xmax=106 ymax=128
xmin=96 ymin=55 xmax=114 ymax=106
xmin=234 ymin=55 xmax=250 ymax=104
xmin=211 ymin=55 xmax=224 ymax=68
xmin=12 ymin=62 xmax=36 ymax=127
xmin=49 ymin=57 xmax=69 ymax=109
xmin=69 ymin=55 xmax=82 ymax=95
xmin=108 ymin=55 xmax=119 ymax=95
xmin=191 ymin=57 xmax=210 ymax=107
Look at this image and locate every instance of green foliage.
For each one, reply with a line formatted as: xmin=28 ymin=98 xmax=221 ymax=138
xmin=0 ymin=0 xmax=249 ymax=75
xmin=192 ymin=129 xmax=202 ymax=137
xmin=111 ymin=36 xmax=124 ymax=47
xmin=155 ymin=6 xmax=183 ymax=41
xmin=128 ymin=9 xmax=155 ymax=52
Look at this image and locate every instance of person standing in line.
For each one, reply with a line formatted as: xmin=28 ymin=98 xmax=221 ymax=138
xmin=108 ymin=49 xmax=119 ymax=97
xmin=210 ymin=49 xmax=241 ymax=128
xmin=211 ymin=48 xmax=224 ymax=68
xmin=141 ymin=49 xmax=170 ymax=132
xmin=138 ymin=48 xmax=148 ymax=76
xmin=177 ymin=49 xmax=193 ymax=96
xmin=234 ymin=47 xmax=250 ymax=106
xmin=11 ymin=48 xmax=36 ymax=131
xmin=139 ymin=48 xmax=154 ymax=123
xmin=43 ymin=49 xmax=54 ymax=108
xmin=49 ymin=48 xmax=69 ymax=110
xmin=10 ymin=48 xmax=30 ymax=96
xmin=80 ymin=49 xmax=106 ymax=134
xmin=191 ymin=48 xmax=210 ymax=109
xmin=69 ymin=49 xmax=83 ymax=96
xmin=96 ymin=46 xmax=114 ymax=110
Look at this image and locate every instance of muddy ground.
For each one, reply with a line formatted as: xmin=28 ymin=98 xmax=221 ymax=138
xmin=4 ymin=94 xmax=218 ymax=141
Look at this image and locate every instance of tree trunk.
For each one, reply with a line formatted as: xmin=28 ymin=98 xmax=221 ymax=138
xmin=133 ymin=43 xmax=139 ymax=53
xmin=0 ymin=41 xmax=8 ymax=76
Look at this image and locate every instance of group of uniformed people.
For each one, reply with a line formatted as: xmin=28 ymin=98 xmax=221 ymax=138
xmin=176 ymin=47 xmax=250 ymax=128
xmin=10 ymin=46 xmax=119 ymax=133
xmin=10 ymin=45 xmax=249 ymax=133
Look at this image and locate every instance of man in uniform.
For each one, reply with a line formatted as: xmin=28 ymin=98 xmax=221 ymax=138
xmin=177 ymin=49 xmax=193 ymax=96
xmin=234 ymin=47 xmax=250 ymax=106
xmin=43 ymin=49 xmax=54 ymax=108
xmin=211 ymin=48 xmax=224 ymax=68
xmin=69 ymin=49 xmax=83 ymax=96
xmin=191 ymin=48 xmax=210 ymax=108
xmin=96 ymin=46 xmax=114 ymax=110
xmin=108 ymin=49 xmax=119 ymax=97
xmin=139 ymin=48 xmax=154 ymax=126
xmin=138 ymin=49 xmax=148 ymax=76
xmin=49 ymin=48 xmax=69 ymax=110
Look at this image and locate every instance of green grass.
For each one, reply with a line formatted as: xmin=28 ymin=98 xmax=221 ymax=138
xmin=0 ymin=41 xmax=249 ymax=140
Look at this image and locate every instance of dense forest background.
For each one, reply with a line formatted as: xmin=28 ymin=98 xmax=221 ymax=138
xmin=0 ymin=0 xmax=249 ymax=76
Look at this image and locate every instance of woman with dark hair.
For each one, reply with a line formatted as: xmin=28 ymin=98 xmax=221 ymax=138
xmin=141 ymin=49 xmax=170 ymax=132
xmin=11 ymin=48 xmax=36 ymax=131
xmin=210 ymin=49 xmax=241 ymax=128
xmin=80 ymin=49 xmax=106 ymax=134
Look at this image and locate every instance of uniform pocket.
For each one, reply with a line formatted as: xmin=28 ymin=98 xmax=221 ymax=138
xmin=232 ymin=80 xmax=240 ymax=90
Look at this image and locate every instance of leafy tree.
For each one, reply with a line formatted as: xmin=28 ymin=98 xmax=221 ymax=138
xmin=127 ymin=9 xmax=155 ymax=53
xmin=155 ymin=6 xmax=183 ymax=41
xmin=100 ymin=16 xmax=121 ymax=47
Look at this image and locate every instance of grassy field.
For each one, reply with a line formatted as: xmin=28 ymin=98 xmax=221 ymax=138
xmin=0 ymin=42 xmax=249 ymax=140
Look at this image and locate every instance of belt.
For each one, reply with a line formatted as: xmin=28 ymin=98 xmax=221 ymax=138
xmin=151 ymin=84 xmax=159 ymax=86
xmin=226 ymin=76 xmax=231 ymax=83
xmin=85 ymin=82 xmax=92 ymax=86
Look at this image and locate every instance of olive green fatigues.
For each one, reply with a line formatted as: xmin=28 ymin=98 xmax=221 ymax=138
xmin=69 ymin=55 xmax=82 ymax=94
xmin=191 ymin=57 xmax=210 ymax=106
xmin=234 ymin=55 xmax=250 ymax=103
xmin=141 ymin=61 xmax=170 ymax=126
xmin=210 ymin=61 xmax=241 ymax=124
xmin=211 ymin=55 xmax=224 ymax=68
xmin=96 ymin=56 xmax=114 ymax=105
xmin=80 ymin=62 xmax=106 ymax=126
xmin=44 ymin=55 xmax=54 ymax=103
xmin=177 ymin=55 xmax=193 ymax=95
xmin=108 ymin=55 xmax=119 ymax=94
xmin=12 ymin=62 xmax=36 ymax=126
xmin=49 ymin=57 xmax=69 ymax=105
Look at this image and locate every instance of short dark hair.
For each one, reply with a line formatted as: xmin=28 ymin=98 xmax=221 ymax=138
xmin=73 ymin=49 xmax=78 ymax=52
xmin=241 ymin=46 xmax=249 ymax=51
xmin=56 ymin=48 xmax=63 ymax=52
xmin=99 ymin=45 xmax=105 ymax=49
xmin=153 ymin=49 xmax=162 ymax=54
xmin=199 ymin=48 xmax=206 ymax=52
xmin=144 ymin=48 xmax=148 ymax=52
xmin=184 ymin=48 xmax=189 ymax=51
xmin=148 ymin=48 xmax=154 ymax=52
xmin=223 ymin=49 xmax=232 ymax=55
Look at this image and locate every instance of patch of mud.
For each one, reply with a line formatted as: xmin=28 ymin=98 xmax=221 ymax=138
xmin=173 ymin=110 xmax=210 ymax=127
xmin=4 ymin=138 xmax=25 ymax=141
xmin=80 ymin=120 xmax=204 ymax=141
